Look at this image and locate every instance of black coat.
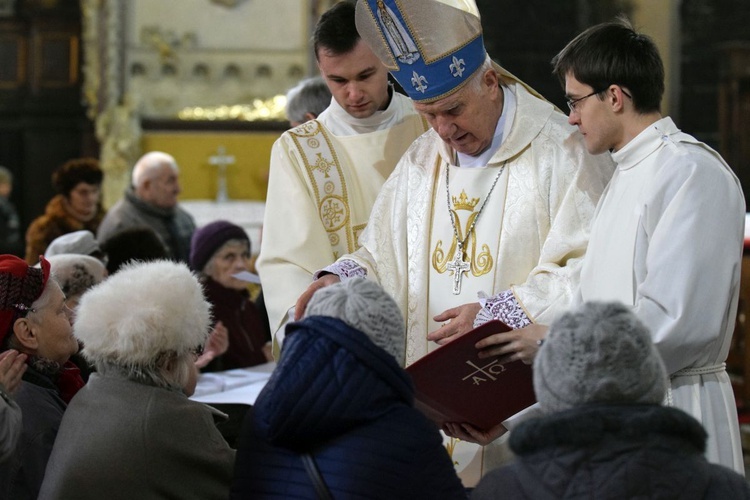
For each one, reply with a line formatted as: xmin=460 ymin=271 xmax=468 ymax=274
xmin=230 ymin=316 xmax=466 ymax=500
xmin=0 ymin=365 xmax=66 ymax=500
xmin=472 ymin=403 xmax=750 ymax=500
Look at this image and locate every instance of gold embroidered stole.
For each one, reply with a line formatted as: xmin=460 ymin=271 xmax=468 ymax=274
xmin=288 ymin=120 xmax=364 ymax=260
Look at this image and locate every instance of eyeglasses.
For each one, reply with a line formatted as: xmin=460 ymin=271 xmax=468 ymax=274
xmin=566 ymin=89 xmax=604 ymax=113
xmin=566 ymin=87 xmax=633 ymax=113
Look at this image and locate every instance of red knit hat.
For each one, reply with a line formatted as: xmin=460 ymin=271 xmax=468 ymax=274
xmin=0 ymin=255 xmax=51 ymax=344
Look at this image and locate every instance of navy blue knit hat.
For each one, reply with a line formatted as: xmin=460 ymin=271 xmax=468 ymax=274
xmin=189 ymin=220 xmax=249 ymax=272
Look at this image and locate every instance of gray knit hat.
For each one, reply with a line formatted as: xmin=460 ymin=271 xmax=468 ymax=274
xmin=533 ymin=301 xmax=668 ymax=414
xmin=304 ymin=277 xmax=405 ymax=366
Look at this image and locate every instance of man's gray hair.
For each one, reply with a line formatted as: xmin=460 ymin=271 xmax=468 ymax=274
xmin=131 ymin=151 xmax=178 ymax=188
xmin=464 ymin=55 xmax=494 ymax=97
xmin=285 ymin=76 xmax=332 ymax=124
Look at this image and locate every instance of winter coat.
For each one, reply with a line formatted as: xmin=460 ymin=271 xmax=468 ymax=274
xmin=0 ymin=365 xmax=67 ymax=500
xmin=230 ymin=316 xmax=466 ymax=500
xmin=96 ymin=187 xmax=195 ymax=263
xmin=201 ymin=277 xmax=270 ymax=371
xmin=25 ymin=194 xmax=105 ymax=263
xmin=472 ymin=403 xmax=750 ymax=500
xmin=39 ymin=372 xmax=235 ymax=500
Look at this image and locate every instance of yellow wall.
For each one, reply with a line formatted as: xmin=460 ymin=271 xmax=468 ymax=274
xmin=141 ymin=131 xmax=282 ymax=201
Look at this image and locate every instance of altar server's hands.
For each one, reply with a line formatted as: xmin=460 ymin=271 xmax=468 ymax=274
xmin=443 ymin=421 xmax=507 ymax=446
xmin=475 ymin=323 xmax=548 ymax=364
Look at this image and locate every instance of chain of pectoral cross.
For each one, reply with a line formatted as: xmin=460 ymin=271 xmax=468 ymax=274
xmin=445 ymin=161 xmax=507 ymax=295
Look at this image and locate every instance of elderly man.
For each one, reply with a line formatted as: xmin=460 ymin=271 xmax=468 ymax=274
xmin=295 ymin=0 xmax=614 ymax=485
xmin=97 ymin=151 xmax=195 ymax=263
xmin=255 ymin=0 xmax=429 ymax=350
xmin=284 ymin=76 xmax=332 ymax=127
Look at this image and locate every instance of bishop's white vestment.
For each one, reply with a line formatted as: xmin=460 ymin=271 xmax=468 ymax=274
xmin=576 ymin=116 xmax=746 ymax=474
xmin=329 ymin=81 xmax=615 ymax=485
xmin=256 ymin=92 xmax=427 ymax=345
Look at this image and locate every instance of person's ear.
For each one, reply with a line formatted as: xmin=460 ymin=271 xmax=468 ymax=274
xmin=483 ymin=67 xmax=499 ymax=91
xmin=12 ymin=317 xmax=38 ymax=352
xmin=609 ymin=85 xmax=628 ymax=112
xmin=304 ymin=111 xmax=317 ymax=121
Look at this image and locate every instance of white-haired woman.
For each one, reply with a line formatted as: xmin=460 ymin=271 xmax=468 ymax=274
xmin=39 ymin=260 xmax=235 ymax=500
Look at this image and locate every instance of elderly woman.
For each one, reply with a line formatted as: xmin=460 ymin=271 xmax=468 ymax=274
xmin=231 ymin=278 xmax=466 ymax=499
xmin=47 ymin=254 xmax=108 ymax=382
xmin=472 ymin=302 xmax=750 ymax=499
xmin=189 ymin=220 xmax=271 ymax=371
xmin=25 ymin=158 xmax=105 ymax=264
xmin=0 ymin=255 xmax=80 ymax=500
xmin=39 ymin=260 xmax=235 ymax=500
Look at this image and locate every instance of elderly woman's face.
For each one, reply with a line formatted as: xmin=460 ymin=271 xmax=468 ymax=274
xmin=206 ymin=240 xmax=250 ymax=291
xmin=67 ymin=182 xmax=100 ymax=219
xmin=29 ymin=282 xmax=77 ymax=364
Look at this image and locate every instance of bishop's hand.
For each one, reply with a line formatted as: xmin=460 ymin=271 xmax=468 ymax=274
xmin=427 ymin=302 xmax=482 ymax=345
xmin=294 ymin=273 xmax=341 ymax=321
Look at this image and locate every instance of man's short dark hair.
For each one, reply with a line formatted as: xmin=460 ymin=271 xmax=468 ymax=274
xmin=551 ymin=17 xmax=664 ymax=113
xmin=313 ymin=0 xmax=359 ymax=60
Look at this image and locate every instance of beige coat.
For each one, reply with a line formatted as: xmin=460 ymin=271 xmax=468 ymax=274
xmin=39 ymin=373 xmax=235 ymax=500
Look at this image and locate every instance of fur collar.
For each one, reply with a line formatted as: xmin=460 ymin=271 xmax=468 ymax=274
xmin=510 ymin=403 xmax=707 ymax=455
xmin=43 ymin=194 xmax=105 ymax=229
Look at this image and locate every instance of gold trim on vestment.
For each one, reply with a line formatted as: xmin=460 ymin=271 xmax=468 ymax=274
xmin=289 ymin=120 xmax=363 ymax=257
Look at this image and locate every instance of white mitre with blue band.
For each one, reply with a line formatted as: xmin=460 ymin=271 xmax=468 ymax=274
xmin=355 ymin=0 xmax=486 ymax=103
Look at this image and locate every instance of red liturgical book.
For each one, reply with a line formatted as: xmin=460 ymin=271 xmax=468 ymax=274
xmin=406 ymin=320 xmax=536 ymax=432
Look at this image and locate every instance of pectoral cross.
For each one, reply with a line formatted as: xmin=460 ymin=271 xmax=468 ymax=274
xmin=209 ymin=146 xmax=235 ymax=203
xmin=447 ymin=250 xmax=470 ymax=295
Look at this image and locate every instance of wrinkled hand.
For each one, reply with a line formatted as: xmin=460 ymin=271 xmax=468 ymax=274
xmin=426 ymin=302 xmax=482 ymax=345
xmin=261 ymin=341 xmax=273 ymax=363
xmin=294 ymin=274 xmax=340 ymax=321
xmin=443 ymin=421 xmax=507 ymax=446
xmin=475 ymin=323 xmax=549 ymax=364
xmin=195 ymin=321 xmax=229 ymax=369
xmin=0 ymin=350 xmax=27 ymax=394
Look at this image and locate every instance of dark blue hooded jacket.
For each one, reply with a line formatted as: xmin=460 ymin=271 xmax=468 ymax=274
xmin=230 ymin=315 xmax=466 ymax=499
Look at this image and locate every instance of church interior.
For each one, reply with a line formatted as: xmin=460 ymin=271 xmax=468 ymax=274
xmin=2 ymin=0 xmax=750 ymax=475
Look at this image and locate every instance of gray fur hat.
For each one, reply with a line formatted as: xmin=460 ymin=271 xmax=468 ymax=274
xmin=304 ymin=277 xmax=405 ymax=366
xmin=533 ymin=301 xmax=668 ymax=414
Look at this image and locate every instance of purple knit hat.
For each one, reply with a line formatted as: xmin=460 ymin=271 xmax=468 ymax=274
xmin=189 ymin=220 xmax=249 ymax=272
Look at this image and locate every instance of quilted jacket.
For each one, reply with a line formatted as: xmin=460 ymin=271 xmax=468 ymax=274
xmin=230 ymin=315 xmax=466 ymax=499
xmin=472 ymin=403 xmax=750 ymax=500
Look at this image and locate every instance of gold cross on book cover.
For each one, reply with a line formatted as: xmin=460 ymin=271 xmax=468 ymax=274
xmin=406 ymin=320 xmax=536 ymax=432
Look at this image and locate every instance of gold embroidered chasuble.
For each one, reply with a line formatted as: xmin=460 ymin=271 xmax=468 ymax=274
xmin=257 ymin=93 xmax=427 ymax=340
xmin=338 ymin=82 xmax=614 ymax=485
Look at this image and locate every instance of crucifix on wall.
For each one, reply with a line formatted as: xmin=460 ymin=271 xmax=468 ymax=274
xmin=209 ymin=145 xmax=235 ymax=203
